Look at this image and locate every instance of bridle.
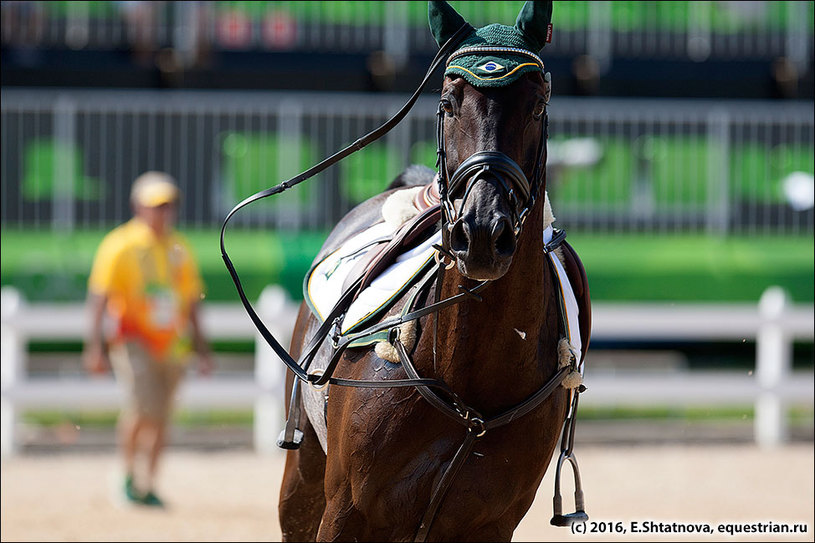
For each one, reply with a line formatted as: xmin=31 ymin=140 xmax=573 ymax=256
xmin=220 ymin=23 xmax=584 ymax=542
xmin=435 ymin=59 xmax=550 ymax=247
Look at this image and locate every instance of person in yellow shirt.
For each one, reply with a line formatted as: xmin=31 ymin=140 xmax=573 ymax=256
xmin=83 ymin=171 xmax=213 ymax=507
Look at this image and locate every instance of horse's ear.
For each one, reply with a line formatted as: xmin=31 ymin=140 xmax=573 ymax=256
xmin=428 ymin=1 xmax=469 ymax=47
xmin=515 ymin=0 xmax=553 ymax=52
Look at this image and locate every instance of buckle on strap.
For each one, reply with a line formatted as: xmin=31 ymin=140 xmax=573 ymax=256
xmin=468 ymin=416 xmax=487 ymax=438
xmin=543 ymin=227 xmax=567 ymax=253
xmin=329 ymin=316 xmax=343 ymax=348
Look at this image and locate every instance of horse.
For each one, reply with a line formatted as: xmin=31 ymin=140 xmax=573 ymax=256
xmin=267 ymin=2 xmax=591 ymax=541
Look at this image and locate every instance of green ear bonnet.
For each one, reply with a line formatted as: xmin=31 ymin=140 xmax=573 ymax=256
xmin=429 ymin=1 xmax=553 ymax=88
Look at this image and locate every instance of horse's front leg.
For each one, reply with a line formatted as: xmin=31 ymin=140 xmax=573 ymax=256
xmin=316 ymin=381 xmax=398 ymax=542
xmin=316 ymin=401 xmax=370 ymax=541
xmin=316 ymin=479 xmax=369 ymax=541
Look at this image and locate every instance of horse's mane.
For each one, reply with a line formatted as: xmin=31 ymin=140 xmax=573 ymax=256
xmin=386 ymin=164 xmax=436 ymax=190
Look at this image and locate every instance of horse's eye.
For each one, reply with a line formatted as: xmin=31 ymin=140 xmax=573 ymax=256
xmin=533 ymin=100 xmax=546 ymax=120
xmin=440 ymin=98 xmax=454 ymax=116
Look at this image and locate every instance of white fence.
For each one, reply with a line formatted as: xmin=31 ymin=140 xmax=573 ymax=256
xmin=1 ymin=285 xmax=299 ymax=456
xmin=2 ymin=285 xmax=813 ymax=456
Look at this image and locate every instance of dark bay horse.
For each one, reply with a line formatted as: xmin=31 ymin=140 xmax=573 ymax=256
xmin=271 ymin=2 xmax=590 ymax=541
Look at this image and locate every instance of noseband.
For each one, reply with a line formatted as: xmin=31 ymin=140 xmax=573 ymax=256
xmin=445 ymin=151 xmax=531 ymax=239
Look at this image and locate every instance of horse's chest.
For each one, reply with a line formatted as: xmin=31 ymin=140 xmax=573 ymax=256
xmin=344 ymin=415 xmax=555 ymax=534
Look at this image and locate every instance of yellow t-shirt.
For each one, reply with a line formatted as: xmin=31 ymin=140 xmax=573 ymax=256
xmin=88 ymin=217 xmax=204 ymax=361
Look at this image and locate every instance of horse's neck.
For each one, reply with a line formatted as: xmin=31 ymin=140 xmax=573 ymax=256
xmin=432 ymin=197 xmax=558 ymax=412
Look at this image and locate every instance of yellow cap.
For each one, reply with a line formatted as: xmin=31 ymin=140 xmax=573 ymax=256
xmin=131 ymin=171 xmax=180 ymax=207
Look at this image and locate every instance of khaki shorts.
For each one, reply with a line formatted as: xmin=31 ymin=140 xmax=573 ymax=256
xmin=109 ymin=342 xmax=185 ymax=422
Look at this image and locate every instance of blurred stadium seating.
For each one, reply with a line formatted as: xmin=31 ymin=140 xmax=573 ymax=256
xmin=2 ymin=1 xmax=813 ymax=96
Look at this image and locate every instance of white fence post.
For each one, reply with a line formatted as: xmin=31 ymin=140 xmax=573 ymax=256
xmin=755 ymin=286 xmax=793 ymax=448
xmin=254 ymin=285 xmax=296 ymax=455
xmin=1 ymin=287 xmax=27 ymax=456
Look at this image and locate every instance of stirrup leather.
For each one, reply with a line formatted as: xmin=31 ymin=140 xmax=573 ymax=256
xmin=550 ymin=389 xmax=588 ymax=526
xmin=277 ymin=378 xmax=304 ymax=449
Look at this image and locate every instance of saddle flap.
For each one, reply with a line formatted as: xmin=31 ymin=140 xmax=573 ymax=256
xmin=356 ymin=205 xmax=441 ymax=296
xmin=305 ymin=196 xmax=442 ymax=335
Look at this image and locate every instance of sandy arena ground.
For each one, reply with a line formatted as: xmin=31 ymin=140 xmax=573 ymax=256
xmin=2 ymin=444 xmax=813 ymax=542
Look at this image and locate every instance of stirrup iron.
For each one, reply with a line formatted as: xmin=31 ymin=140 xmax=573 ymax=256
xmin=550 ymin=391 xmax=588 ymax=526
xmin=277 ymin=377 xmax=304 ymax=449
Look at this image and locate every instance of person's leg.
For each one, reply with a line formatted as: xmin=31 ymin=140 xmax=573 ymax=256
xmin=113 ymin=342 xmax=173 ymax=503
xmin=109 ymin=343 xmax=146 ymax=502
xmin=144 ymin=416 xmax=167 ymax=494
xmin=118 ymin=409 xmax=139 ymax=476
xmin=140 ymin=359 xmax=185 ymax=505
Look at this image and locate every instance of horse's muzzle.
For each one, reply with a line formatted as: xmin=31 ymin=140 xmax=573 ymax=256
xmin=447 ymin=183 xmax=518 ymax=279
xmin=445 ymin=151 xmax=529 ymax=281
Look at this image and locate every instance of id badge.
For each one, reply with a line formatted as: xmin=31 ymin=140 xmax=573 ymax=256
xmin=148 ymin=287 xmax=178 ymax=329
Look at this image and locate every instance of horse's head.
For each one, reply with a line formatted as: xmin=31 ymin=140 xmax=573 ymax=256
xmin=431 ymin=1 xmax=552 ymax=281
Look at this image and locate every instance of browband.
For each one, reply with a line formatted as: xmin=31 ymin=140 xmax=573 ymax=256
xmin=446 ymin=45 xmax=544 ymax=70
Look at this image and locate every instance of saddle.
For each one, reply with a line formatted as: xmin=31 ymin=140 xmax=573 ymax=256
xmin=342 ymin=204 xmax=441 ymax=297
xmin=304 ymin=181 xmax=591 ymax=362
xmin=304 ymin=195 xmax=441 ymax=336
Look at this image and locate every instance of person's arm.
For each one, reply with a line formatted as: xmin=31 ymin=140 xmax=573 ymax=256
xmin=83 ymin=292 xmax=110 ymax=375
xmin=189 ymin=300 xmax=214 ymax=376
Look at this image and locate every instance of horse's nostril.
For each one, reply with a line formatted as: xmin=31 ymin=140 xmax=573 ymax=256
xmin=450 ymin=219 xmax=470 ymax=254
xmin=493 ymin=218 xmax=516 ymax=257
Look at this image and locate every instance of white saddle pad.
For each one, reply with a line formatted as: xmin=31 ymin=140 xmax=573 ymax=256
xmin=305 ymin=222 xmax=442 ymax=334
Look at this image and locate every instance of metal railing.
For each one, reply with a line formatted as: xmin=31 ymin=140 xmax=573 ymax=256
xmin=2 ymin=88 xmax=813 ymax=235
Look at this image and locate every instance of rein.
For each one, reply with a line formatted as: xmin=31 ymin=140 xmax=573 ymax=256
xmin=221 ymin=25 xmax=586 ymax=541
xmin=219 ymin=21 xmax=475 ymax=384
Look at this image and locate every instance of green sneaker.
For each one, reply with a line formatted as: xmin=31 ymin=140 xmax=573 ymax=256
xmin=124 ymin=475 xmax=141 ymax=504
xmin=139 ymin=490 xmax=165 ymax=508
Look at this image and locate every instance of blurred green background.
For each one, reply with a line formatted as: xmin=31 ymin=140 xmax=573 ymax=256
xmin=1 ymin=229 xmax=813 ymax=305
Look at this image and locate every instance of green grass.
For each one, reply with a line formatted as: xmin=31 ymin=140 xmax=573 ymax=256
xmin=22 ymin=409 xmax=254 ymax=428
xmin=2 ymin=228 xmax=813 ymax=304
xmin=578 ymin=405 xmax=815 ymax=424
xmin=572 ymin=233 xmax=814 ymax=303
xmin=21 ymin=405 xmax=814 ymax=428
